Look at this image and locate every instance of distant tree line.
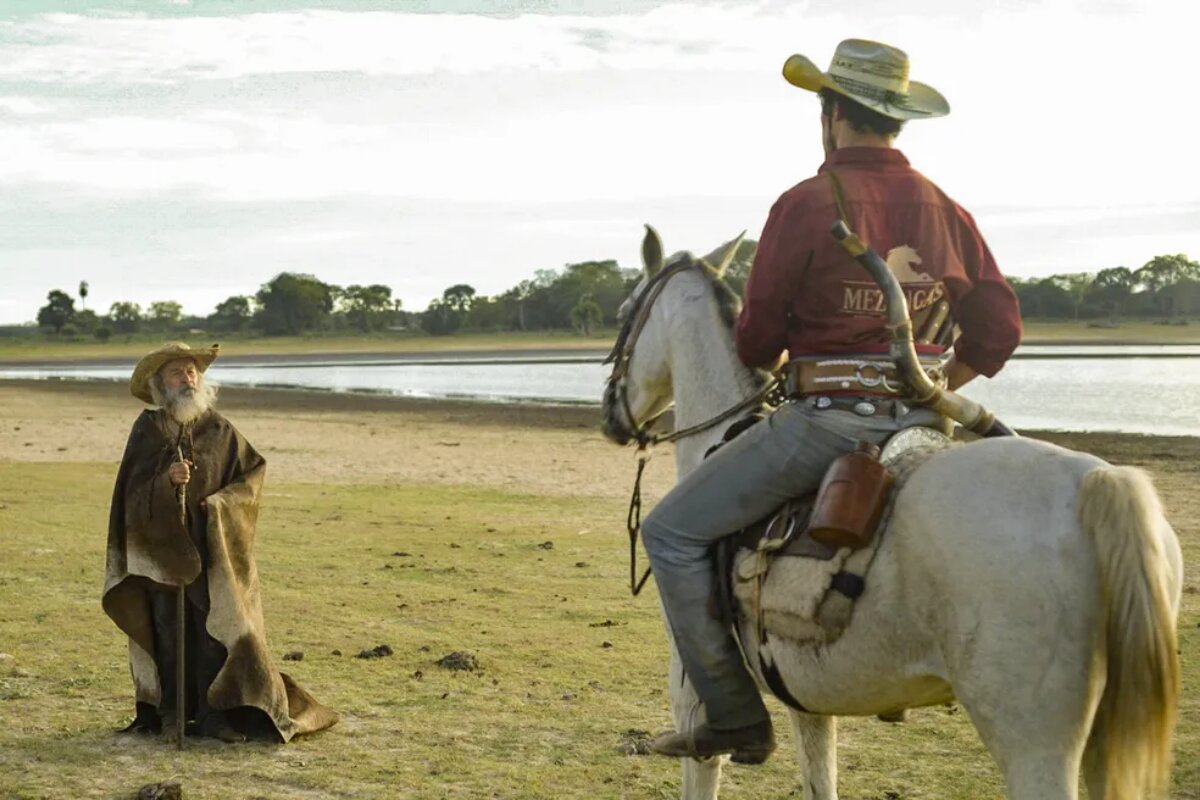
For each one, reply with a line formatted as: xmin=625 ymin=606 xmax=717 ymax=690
xmin=29 ymin=249 xmax=1200 ymax=340
xmin=1008 ymin=254 xmax=1200 ymax=322
xmin=34 ymin=275 xmax=402 ymax=339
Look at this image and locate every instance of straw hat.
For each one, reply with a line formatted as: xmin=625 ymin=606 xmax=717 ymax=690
xmin=129 ymin=342 xmax=220 ymax=404
xmin=782 ymin=38 xmax=949 ymax=120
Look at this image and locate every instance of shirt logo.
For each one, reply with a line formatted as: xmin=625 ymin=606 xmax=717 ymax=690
xmin=841 ymin=245 xmax=946 ymax=316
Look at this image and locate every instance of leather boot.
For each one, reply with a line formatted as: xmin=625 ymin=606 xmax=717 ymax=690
xmin=649 ymin=719 xmax=775 ymax=764
xmin=198 ymin=712 xmax=245 ymax=744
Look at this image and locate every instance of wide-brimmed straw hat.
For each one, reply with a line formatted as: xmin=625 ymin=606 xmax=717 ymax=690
xmin=782 ymin=38 xmax=949 ymax=121
xmin=129 ymin=342 xmax=220 ymax=404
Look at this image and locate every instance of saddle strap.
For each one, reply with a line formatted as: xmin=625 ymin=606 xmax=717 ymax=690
xmin=758 ymin=638 xmax=810 ymax=713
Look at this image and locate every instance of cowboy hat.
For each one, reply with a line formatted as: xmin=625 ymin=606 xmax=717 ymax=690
xmin=782 ymin=38 xmax=949 ymax=121
xmin=130 ymin=342 xmax=220 ymax=404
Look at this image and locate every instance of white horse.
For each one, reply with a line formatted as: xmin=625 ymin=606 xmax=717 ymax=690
xmin=601 ymin=227 xmax=1183 ymax=800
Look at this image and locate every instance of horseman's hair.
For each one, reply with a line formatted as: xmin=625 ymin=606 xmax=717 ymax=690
xmin=819 ymin=88 xmax=905 ymax=138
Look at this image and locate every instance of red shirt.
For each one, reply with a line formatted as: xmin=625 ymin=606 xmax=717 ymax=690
xmin=736 ymin=147 xmax=1021 ymax=377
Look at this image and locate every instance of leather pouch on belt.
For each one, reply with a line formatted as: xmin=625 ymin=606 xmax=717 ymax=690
xmin=805 ymin=441 xmax=894 ymax=550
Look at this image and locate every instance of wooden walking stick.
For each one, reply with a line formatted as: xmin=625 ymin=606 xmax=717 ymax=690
xmin=174 ymin=444 xmax=188 ymax=751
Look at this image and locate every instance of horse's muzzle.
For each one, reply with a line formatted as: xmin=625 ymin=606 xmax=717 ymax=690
xmin=601 ymin=382 xmax=635 ymax=445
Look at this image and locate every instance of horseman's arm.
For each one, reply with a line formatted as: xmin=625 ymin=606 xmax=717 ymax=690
xmin=736 ymin=196 xmax=804 ymax=370
xmin=946 ymin=206 xmax=1022 ymax=380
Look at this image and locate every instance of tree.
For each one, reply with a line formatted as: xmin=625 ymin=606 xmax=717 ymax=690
xmin=148 ymin=300 xmax=183 ymax=330
xmin=441 ymin=284 xmax=476 ymax=313
xmin=1135 ymin=254 xmax=1200 ymax=316
xmin=465 ymin=295 xmax=508 ymax=330
xmin=109 ymin=301 xmax=142 ymax=333
xmin=36 ymin=289 xmax=76 ymax=333
xmin=256 ymin=273 xmax=336 ymax=335
xmin=420 ymin=299 xmax=462 ymax=335
xmin=341 ymin=284 xmax=394 ymax=332
xmin=504 ymin=280 xmax=535 ymax=331
xmin=555 ymin=260 xmax=626 ymax=326
xmin=1048 ymin=272 xmax=1093 ymax=320
xmin=72 ymin=308 xmax=99 ymax=333
xmin=1089 ymin=267 xmax=1135 ymax=320
xmin=1009 ymin=277 xmax=1072 ymax=319
xmin=78 ymin=281 xmax=89 ymax=311
xmin=211 ymin=295 xmax=254 ymax=332
xmin=569 ymin=293 xmax=603 ymax=336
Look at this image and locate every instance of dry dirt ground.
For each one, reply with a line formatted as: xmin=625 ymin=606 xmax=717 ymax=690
xmin=0 ymin=380 xmax=678 ymax=500
xmin=3 ymin=378 xmax=1199 ymax=517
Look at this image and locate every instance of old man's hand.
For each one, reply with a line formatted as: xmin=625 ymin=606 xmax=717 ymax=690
xmin=168 ymin=461 xmax=192 ymax=486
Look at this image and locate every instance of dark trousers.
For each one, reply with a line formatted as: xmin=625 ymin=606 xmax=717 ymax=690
xmin=150 ymin=588 xmax=228 ymax=729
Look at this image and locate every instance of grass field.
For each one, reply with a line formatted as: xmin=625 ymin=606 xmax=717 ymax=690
xmin=0 ymin=319 xmax=1198 ymax=363
xmin=0 ymin=384 xmax=1196 ymax=799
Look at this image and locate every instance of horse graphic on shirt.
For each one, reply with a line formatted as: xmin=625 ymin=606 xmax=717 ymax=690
xmin=841 ymin=244 xmax=945 ymax=316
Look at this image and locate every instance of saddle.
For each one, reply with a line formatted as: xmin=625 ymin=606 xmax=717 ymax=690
xmin=711 ymin=425 xmax=953 ymax=646
xmin=705 ymin=423 xmax=953 ymax=715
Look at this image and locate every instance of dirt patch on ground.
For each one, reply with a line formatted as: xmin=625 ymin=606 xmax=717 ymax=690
xmin=0 ymin=380 xmax=675 ymax=499
xmin=2 ymin=379 xmax=1196 ymax=517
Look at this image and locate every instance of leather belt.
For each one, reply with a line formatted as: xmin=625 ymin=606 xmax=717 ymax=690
xmin=801 ymin=394 xmax=910 ymax=418
xmin=786 ymin=357 xmax=945 ymax=399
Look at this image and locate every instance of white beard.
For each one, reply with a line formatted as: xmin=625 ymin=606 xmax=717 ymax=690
xmin=154 ymin=379 xmax=217 ymax=425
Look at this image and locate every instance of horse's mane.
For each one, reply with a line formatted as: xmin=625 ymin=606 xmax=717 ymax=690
xmin=693 ymin=258 xmax=774 ymax=386
xmin=701 ymin=262 xmax=742 ymax=331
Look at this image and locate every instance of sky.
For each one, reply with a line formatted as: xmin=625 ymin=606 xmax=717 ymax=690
xmin=2 ymin=0 xmax=1199 ymax=324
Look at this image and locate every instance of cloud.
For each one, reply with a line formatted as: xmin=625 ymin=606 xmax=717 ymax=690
xmin=2 ymin=0 xmax=1199 ymax=324
xmin=0 ymin=96 xmax=54 ymax=115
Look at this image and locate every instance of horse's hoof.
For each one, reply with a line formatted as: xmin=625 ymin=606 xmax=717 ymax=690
xmin=876 ymin=709 xmax=909 ymax=723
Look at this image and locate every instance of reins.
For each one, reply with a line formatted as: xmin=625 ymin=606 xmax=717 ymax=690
xmin=605 ymin=257 xmax=779 ymax=595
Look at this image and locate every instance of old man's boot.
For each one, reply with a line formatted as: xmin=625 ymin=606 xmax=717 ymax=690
xmin=198 ymin=711 xmax=245 ymax=744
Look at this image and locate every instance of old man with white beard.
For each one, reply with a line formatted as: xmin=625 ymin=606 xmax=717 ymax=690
xmin=103 ymin=342 xmax=336 ymax=743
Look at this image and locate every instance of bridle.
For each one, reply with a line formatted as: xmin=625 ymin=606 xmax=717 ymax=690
xmin=602 ymin=256 xmax=778 ymax=449
xmin=602 ymin=257 xmax=689 ymax=448
xmin=602 ymin=255 xmax=779 ymax=595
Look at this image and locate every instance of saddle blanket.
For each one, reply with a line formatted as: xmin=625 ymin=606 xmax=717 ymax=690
xmin=732 ymin=431 xmax=951 ymax=647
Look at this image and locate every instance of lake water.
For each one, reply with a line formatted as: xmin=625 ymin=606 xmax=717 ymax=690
xmin=2 ymin=346 xmax=1198 ymax=436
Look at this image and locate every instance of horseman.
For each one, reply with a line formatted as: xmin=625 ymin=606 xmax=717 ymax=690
xmin=642 ymin=39 xmax=1022 ymax=762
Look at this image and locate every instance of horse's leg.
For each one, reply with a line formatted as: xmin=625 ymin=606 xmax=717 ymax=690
xmin=948 ymin=627 xmax=1096 ymax=800
xmin=1080 ymin=723 xmax=1107 ymax=800
xmin=786 ymin=710 xmax=837 ymax=800
xmin=664 ymin=616 xmax=723 ymax=800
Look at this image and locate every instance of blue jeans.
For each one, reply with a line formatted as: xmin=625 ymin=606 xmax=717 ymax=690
xmin=640 ymin=397 xmax=942 ymax=729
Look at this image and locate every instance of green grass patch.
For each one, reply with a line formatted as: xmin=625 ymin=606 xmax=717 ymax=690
xmin=1021 ymin=319 xmax=1200 ymax=344
xmin=0 ymin=462 xmax=1195 ymax=798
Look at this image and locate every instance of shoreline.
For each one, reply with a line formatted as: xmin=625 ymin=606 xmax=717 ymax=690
xmin=1 ymin=332 xmax=1200 ymax=367
xmin=0 ymin=346 xmax=614 ymax=369
xmin=2 ymin=340 xmax=1199 ymax=371
xmin=3 ymin=377 xmax=1197 ymax=448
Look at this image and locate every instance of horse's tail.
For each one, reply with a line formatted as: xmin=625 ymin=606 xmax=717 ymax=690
xmin=1078 ymin=465 xmax=1179 ymax=800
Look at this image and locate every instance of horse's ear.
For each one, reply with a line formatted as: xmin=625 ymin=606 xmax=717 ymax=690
xmin=642 ymin=224 xmax=664 ymax=278
xmin=701 ymin=230 xmax=747 ymax=278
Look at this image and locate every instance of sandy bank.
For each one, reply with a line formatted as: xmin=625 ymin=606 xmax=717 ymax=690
xmin=1 ymin=380 xmax=1196 ymax=516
